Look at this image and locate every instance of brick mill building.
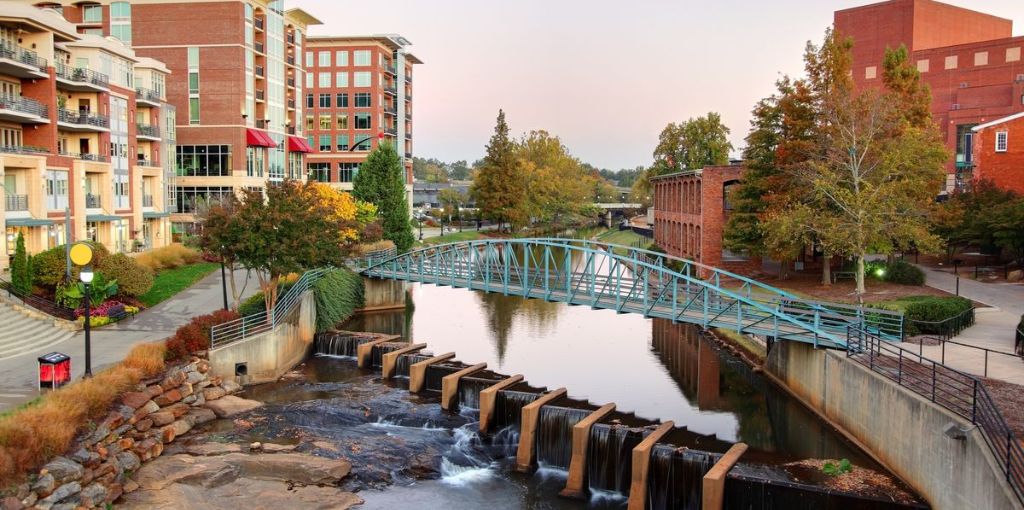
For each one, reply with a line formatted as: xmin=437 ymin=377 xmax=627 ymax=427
xmin=1 ymin=2 xmax=175 ymax=271
xmin=303 ymin=35 xmax=419 ymax=205
xmin=972 ymin=112 xmax=1024 ymax=195
xmin=835 ymin=0 xmax=1024 ymax=193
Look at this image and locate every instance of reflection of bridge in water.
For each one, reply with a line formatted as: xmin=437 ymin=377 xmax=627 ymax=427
xmin=359 ymin=238 xmax=904 ymax=349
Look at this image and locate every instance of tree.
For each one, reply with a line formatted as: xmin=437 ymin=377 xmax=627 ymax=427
xmin=517 ymin=130 xmax=597 ymax=228
xmin=449 ymin=160 xmax=472 ymax=181
xmin=232 ymin=181 xmax=347 ymax=312
xmin=437 ymin=188 xmax=467 ymax=221
xmin=196 ymin=195 xmax=248 ymax=310
xmin=653 ymin=112 xmax=733 ymax=173
xmin=472 ymin=110 xmax=527 ymax=230
xmin=11 ymin=233 xmax=30 ymax=295
xmin=354 ymin=141 xmax=414 ymax=252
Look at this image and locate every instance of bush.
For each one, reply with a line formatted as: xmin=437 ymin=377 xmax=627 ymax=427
xmin=164 ymin=309 xmax=240 ymax=360
xmin=31 ymin=246 xmax=68 ymax=289
xmin=98 ymin=253 xmax=154 ymax=297
xmin=896 ymin=296 xmax=974 ymax=336
xmin=135 ymin=244 xmax=200 ymax=272
xmin=238 ymin=292 xmax=268 ymax=317
xmin=11 ymin=234 xmax=30 ymax=294
xmin=313 ymin=268 xmax=365 ymax=332
xmin=883 ymin=260 xmax=925 ymax=286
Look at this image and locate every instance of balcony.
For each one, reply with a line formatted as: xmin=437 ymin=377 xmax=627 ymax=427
xmin=405 ymin=74 xmax=412 ymax=83
xmin=0 ymin=145 xmax=48 ymax=156
xmin=286 ymin=33 xmax=295 ymax=44
xmin=61 ymin=152 xmax=110 ymax=163
xmin=405 ymin=131 xmax=412 ymax=139
xmin=255 ymin=41 xmax=265 ymax=54
xmin=86 ymin=194 xmax=102 ymax=209
xmin=135 ymin=87 xmax=162 ymax=107
xmin=255 ymin=66 xmax=265 ymax=78
xmin=256 ymin=119 xmax=270 ymax=129
xmin=383 ymin=126 xmax=397 ymax=137
xmin=383 ymin=85 xmax=397 ymax=96
xmin=254 ymin=18 xmax=264 ymax=31
xmin=57 ymin=109 xmax=110 ymax=132
xmin=143 ymin=194 xmax=154 ymax=208
xmin=137 ymin=158 xmax=157 ymax=168
xmin=382 ymin=63 xmax=396 ymax=75
xmin=0 ymin=44 xmax=48 ymax=79
xmin=405 ymin=151 xmax=412 ymax=159
xmin=55 ymin=63 xmax=109 ymax=92
xmin=5 ymin=195 xmax=28 ymax=212
xmin=287 ymin=99 xmax=295 ymax=110
xmin=406 ymin=92 xmax=412 ymax=102
xmin=286 ymin=55 xmax=295 ymax=66
xmin=405 ymin=110 xmax=412 ymax=121
xmin=255 ymin=89 xmax=265 ymax=102
xmin=0 ymin=95 xmax=49 ymax=124
xmin=384 ymin=104 xmax=397 ymax=116
xmin=137 ymin=123 xmax=160 ymax=140
xmin=287 ymin=78 xmax=295 ymax=88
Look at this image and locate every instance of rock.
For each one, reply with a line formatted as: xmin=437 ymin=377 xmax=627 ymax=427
xmin=249 ymin=442 xmax=262 ymax=451
xmin=124 ymin=480 xmax=139 ymax=494
xmin=40 ymin=457 xmax=84 ymax=484
xmin=149 ymin=411 xmax=175 ymax=427
xmin=184 ymin=408 xmax=216 ymax=427
xmin=167 ymin=419 xmax=193 ymax=438
xmin=19 ymin=494 xmax=35 ymax=508
xmin=202 ymin=387 xmax=226 ymax=401
xmin=68 ymin=449 xmax=100 ymax=467
xmin=223 ymin=453 xmax=351 ymax=484
xmin=116 ymin=451 xmax=142 ymax=473
xmin=181 ymin=394 xmax=197 ymax=405
xmin=192 ymin=393 xmax=207 ymax=407
xmin=37 ymin=481 xmax=80 ymax=507
xmin=186 ymin=371 xmax=206 ymax=385
xmin=119 ymin=437 xmax=136 ymax=451
xmin=153 ymin=389 xmax=182 ymax=407
xmin=262 ymin=443 xmax=297 ymax=453
xmin=78 ymin=483 xmax=108 ymax=508
xmin=120 ymin=477 xmax=362 ymax=510
xmin=1009 ymin=269 xmax=1023 ymax=282
xmin=221 ymin=380 xmax=242 ymax=395
xmin=165 ymin=402 xmax=191 ymax=418
xmin=160 ymin=370 xmax=186 ymax=390
xmin=50 ymin=504 xmax=77 ymax=510
xmin=135 ymin=418 xmax=154 ymax=432
xmin=134 ymin=400 xmax=160 ymax=420
xmin=178 ymin=383 xmax=194 ymax=398
xmin=121 ymin=391 xmax=151 ymax=410
xmin=1 ymin=496 xmax=23 ymax=510
xmin=144 ymin=385 xmax=164 ymax=398
xmin=204 ymin=395 xmax=262 ymax=418
xmin=184 ymin=442 xmax=243 ymax=456
xmin=196 ymin=361 xmax=210 ymax=374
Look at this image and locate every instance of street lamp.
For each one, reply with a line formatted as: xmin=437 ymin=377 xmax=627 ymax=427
xmin=220 ymin=246 xmax=228 ymax=311
xmin=79 ymin=267 xmax=94 ymax=378
xmin=418 ymin=219 xmax=423 ymax=241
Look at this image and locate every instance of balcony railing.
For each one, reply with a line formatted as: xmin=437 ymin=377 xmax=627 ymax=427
xmin=61 ymin=152 xmax=110 ymax=163
xmin=5 ymin=194 xmax=28 ymax=212
xmin=0 ymin=145 xmax=48 ymax=156
xmin=286 ymin=56 xmax=295 ymax=65
xmin=58 ymin=109 xmax=110 ymax=129
xmin=383 ymin=63 xmax=396 ymax=75
xmin=255 ymin=89 xmax=265 ymax=101
xmin=0 ymin=44 xmax=47 ymax=73
xmin=287 ymin=99 xmax=295 ymax=109
xmin=255 ymin=66 xmax=265 ymax=78
xmin=286 ymin=33 xmax=295 ymax=44
xmin=137 ymin=158 xmax=156 ymax=167
xmin=254 ymin=18 xmax=264 ymax=31
xmin=0 ymin=94 xmax=48 ymax=119
xmin=287 ymin=78 xmax=295 ymax=88
xmin=135 ymin=87 xmax=162 ymax=104
xmin=405 ymin=151 xmax=412 ymax=159
xmin=384 ymin=126 xmax=397 ymax=136
xmin=55 ymin=63 xmax=109 ymax=88
xmin=406 ymin=131 xmax=412 ymax=139
xmin=384 ymin=105 xmax=397 ymax=115
xmin=256 ymin=119 xmax=270 ymax=129
xmin=383 ymin=85 xmax=397 ymax=95
xmin=86 ymin=194 xmax=102 ymax=209
xmin=137 ymin=123 xmax=160 ymax=138
xmin=405 ymin=74 xmax=411 ymax=83
xmin=255 ymin=41 xmax=265 ymax=54
xmin=405 ymin=111 xmax=412 ymax=120
xmin=143 ymin=194 xmax=154 ymax=207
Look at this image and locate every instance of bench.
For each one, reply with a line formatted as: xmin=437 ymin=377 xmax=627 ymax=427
xmin=832 ymin=271 xmax=856 ymax=283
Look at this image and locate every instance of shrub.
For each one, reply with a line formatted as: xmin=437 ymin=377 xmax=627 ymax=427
xmin=362 ymin=220 xmax=384 ymax=243
xmin=883 ymin=260 xmax=925 ymax=286
xmin=31 ymin=246 xmax=68 ymax=289
xmin=892 ymin=296 xmax=975 ymax=336
xmin=98 ymin=253 xmax=154 ymax=297
xmin=313 ymin=268 xmax=365 ymax=332
xmin=238 ymin=292 xmax=268 ymax=316
xmin=135 ymin=244 xmax=201 ymax=272
xmin=164 ymin=309 xmax=240 ymax=360
xmin=11 ymin=234 xmax=30 ymax=294
xmin=356 ymin=239 xmax=397 ymax=255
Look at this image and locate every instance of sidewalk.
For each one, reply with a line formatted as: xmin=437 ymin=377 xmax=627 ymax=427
xmin=0 ymin=268 xmax=259 ymax=412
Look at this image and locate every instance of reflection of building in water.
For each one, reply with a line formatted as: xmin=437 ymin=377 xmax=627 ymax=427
xmin=651 ymin=318 xmax=725 ymax=411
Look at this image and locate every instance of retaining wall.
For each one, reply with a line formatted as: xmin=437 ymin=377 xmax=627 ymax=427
xmin=359 ymin=278 xmax=407 ymax=312
xmin=208 ymin=291 xmax=317 ymax=384
xmin=767 ymin=341 xmax=1020 ymax=510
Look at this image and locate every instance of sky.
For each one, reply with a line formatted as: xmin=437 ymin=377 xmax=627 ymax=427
xmin=290 ymin=0 xmax=1024 ymax=170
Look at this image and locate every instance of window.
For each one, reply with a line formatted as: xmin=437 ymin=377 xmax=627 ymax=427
xmin=354 ymin=92 xmax=371 ymax=108
xmin=111 ymin=24 xmax=131 ymax=43
xmin=305 ymin=94 xmax=314 ymax=108
xmin=308 ymin=163 xmax=330 ymax=182
xmin=305 ymin=52 xmax=313 ymax=67
xmin=917 ymin=59 xmax=929 ymax=73
xmin=996 ymin=131 xmax=1008 ymax=153
xmin=353 ymin=72 xmax=371 ymax=87
xmin=305 ymin=73 xmax=313 ymax=88
xmin=318 ymin=72 xmax=330 ymax=88
xmin=336 ymin=114 xmax=348 ymax=130
xmin=955 ymin=124 xmax=977 ymax=165
xmin=188 ymin=73 xmax=199 ymax=94
xmin=319 ymin=93 xmax=331 ymax=108
xmin=318 ymin=135 xmax=331 ymax=152
xmin=188 ymin=98 xmax=200 ymax=124
xmin=335 ymin=72 xmax=348 ymax=87
xmin=319 ymin=115 xmax=331 ymax=130
xmin=334 ymin=51 xmax=348 ymax=67
xmin=353 ymin=134 xmax=372 ymax=151
xmin=246 ymin=146 xmax=265 ymax=177
xmin=336 ymin=93 xmax=349 ymax=108
xmin=45 ymin=170 xmax=69 ymax=211
xmin=354 ymin=113 xmax=371 ymax=130
xmin=1008 ymin=47 xmax=1022 ymax=63
xmin=354 ymin=50 xmax=371 ymax=66
xmin=176 ymin=145 xmax=231 ymax=177
xmin=339 ymin=163 xmax=359 ymax=182
xmin=305 ymin=115 xmax=314 ymax=130
xmin=975 ymin=51 xmax=989 ymax=66
xmin=175 ymin=186 xmax=234 ymax=214
xmin=945 ymin=55 xmax=958 ymax=70
xmin=110 ymin=2 xmax=131 ymax=18
xmin=336 ymin=134 xmax=349 ymax=151
xmin=83 ymin=5 xmax=103 ymax=23
xmin=864 ymin=66 xmax=876 ymax=79
xmin=318 ymin=51 xmax=330 ymax=67
xmin=187 ymin=47 xmax=199 ymax=68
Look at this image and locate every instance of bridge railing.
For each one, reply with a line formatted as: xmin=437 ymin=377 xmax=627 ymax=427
xmin=847 ymin=325 xmax=1024 ymax=505
xmin=210 ymin=268 xmax=329 ymax=348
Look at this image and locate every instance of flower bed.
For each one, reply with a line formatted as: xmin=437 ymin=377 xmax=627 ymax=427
xmin=73 ymin=301 xmax=142 ymax=328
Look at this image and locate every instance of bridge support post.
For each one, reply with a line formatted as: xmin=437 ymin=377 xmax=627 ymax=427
xmin=381 ymin=343 xmax=426 ymax=379
xmin=441 ymin=362 xmax=487 ymax=411
xmin=356 ymin=336 xmax=401 ymax=368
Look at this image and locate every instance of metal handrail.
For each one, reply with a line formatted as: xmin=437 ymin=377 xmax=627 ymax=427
xmin=0 ymin=44 xmax=47 ymax=72
xmin=847 ymin=326 xmax=1024 ymax=505
xmin=0 ymin=94 xmax=48 ymax=118
xmin=85 ymin=194 xmax=102 ymax=208
xmin=135 ymin=87 xmax=162 ymax=103
xmin=136 ymin=124 xmax=160 ymax=138
xmin=209 ymin=268 xmax=330 ymax=348
xmin=0 ymin=145 xmax=48 ymax=155
xmin=0 ymin=280 xmax=76 ymax=321
xmin=55 ymin=63 xmax=109 ymax=88
xmin=907 ymin=307 xmax=976 ymax=342
xmin=5 ymin=194 xmax=28 ymax=211
xmin=57 ymin=109 xmax=110 ymax=128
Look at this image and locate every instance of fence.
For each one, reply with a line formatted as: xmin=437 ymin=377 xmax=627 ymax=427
xmin=847 ymin=326 xmax=1024 ymax=506
xmin=905 ymin=308 xmax=1022 ymax=378
xmin=209 ymin=268 xmax=329 ymax=348
xmin=0 ymin=280 xmax=76 ymax=321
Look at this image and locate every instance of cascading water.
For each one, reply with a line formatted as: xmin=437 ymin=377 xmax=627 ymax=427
xmin=646 ymin=444 xmax=720 ymax=510
xmin=457 ymin=377 xmax=495 ymax=410
xmin=395 ymin=354 xmax=432 ymax=378
xmin=494 ymin=390 xmax=540 ymax=431
xmin=314 ymin=332 xmax=364 ymax=358
xmin=438 ymin=425 xmax=497 ymax=486
xmin=586 ymin=423 xmax=648 ymax=495
xmin=536 ymin=405 xmax=592 ymax=470
xmin=371 ymin=342 xmax=407 ymax=368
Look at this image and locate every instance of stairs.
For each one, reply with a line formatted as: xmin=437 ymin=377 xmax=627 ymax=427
xmin=0 ymin=301 xmax=76 ymax=360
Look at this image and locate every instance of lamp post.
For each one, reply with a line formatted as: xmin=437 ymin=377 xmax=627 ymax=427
xmin=418 ymin=219 xmax=423 ymax=241
xmin=80 ymin=267 xmax=94 ymax=378
xmin=220 ymin=246 xmax=229 ymax=311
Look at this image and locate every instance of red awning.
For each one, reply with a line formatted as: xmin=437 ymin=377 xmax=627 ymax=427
xmin=287 ymin=136 xmax=314 ymax=153
xmin=245 ymin=128 xmax=277 ymax=148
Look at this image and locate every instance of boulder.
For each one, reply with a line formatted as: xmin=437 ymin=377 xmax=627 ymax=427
xmin=204 ymin=395 xmax=262 ymax=418
xmin=221 ymin=380 xmax=242 ymax=394
xmin=40 ymin=457 xmax=84 ymax=484
xmin=120 ymin=478 xmax=362 ymax=510
xmin=37 ymin=481 xmax=80 ymax=508
xmin=121 ymin=392 xmax=150 ymax=410
xmin=135 ymin=418 xmax=154 ymax=432
xmin=185 ymin=371 xmax=206 ymax=385
xmin=116 ymin=451 xmax=142 ymax=473
xmin=78 ymin=483 xmax=108 ymax=508
xmin=164 ymin=403 xmax=191 ymax=418
xmin=202 ymin=387 xmax=226 ymax=401
xmin=144 ymin=385 xmax=164 ymax=398
xmin=30 ymin=473 xmax=55 ymax=498
xmin=1009 ymin=269 xmax=1023 ymax=282
xmin=153 ymin=389 xmax=182 ymax=407
xmin=184 ymin=443 xmax=243 ymax=456
xmin=1 ymin=496 xmax=23 ymax=510
xmin=160 ymin=370 xmax=186 ymax=390
xmin=134 ymin=400 xmax=160 ymax=420
xmin=178 ymin=383 xmax=194 ymax=398
xmin=184 ymin=408 xmax=217 ymax=427
xmin=149 ymin=412 xmax=175 ymax=427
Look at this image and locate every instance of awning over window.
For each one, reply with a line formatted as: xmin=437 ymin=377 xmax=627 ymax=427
xmin=246 ymin=128 xmax=277 ymax=148
xmin=5 ymin=218 xmax=54 ymax=227
xmin=287 ymin=136 xmax=313 ymax=153
xmin=86 ymin=214 xmax=124 ymax=223
xmin=143 ymin=212 xmax=171 ymax=219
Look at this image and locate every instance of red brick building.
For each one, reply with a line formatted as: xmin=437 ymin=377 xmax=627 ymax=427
xmin=650 ymin=164 xmax=760 ymax=275
xmin=972 ymin=112 xmax=1024 ymax=194
xmin=303 ymin=35 xmax=419 ymax=205
xmin=835 ymin=0 xmax=1024 ymax=193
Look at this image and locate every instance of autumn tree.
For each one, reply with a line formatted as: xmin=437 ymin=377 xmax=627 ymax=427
xmin=196 ymin=195 xmax=248 ymax=310
xmin=438 ymin=188 xmax=466 ymax=221
xmin=353 ymin=141 xmax=414 ymax=252
xmin=472 ymin=110 xmax=527 ymax=230
xmin=517 ymin=130 xmax=597 ymax=228
xmin=653 ymin=112 xmax=733 ymax=173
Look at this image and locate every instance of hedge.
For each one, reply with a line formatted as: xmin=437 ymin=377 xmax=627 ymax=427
xmin=98 ymin=253 xmax=155 ymax=297
xmin=884 ymin=296 xmax=975 ymax=336
xmin=313 ymin=268 xmax=365 ymax=333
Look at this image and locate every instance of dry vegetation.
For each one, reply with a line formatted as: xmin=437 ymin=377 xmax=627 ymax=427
xmin=134 ymin=244 xmax=202 ymax=273
xmin=0 ymin=342 xmax=166 ymax=485
xmin=785 ymin=459 xmax=920 ymax=505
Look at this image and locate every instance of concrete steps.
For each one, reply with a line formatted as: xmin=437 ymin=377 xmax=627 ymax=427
xmin=0 ymin=302 xmax=76 ymax=361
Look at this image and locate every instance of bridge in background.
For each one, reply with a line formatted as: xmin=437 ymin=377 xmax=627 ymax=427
xmin=358 ymin=238 xmax=903 ymax=349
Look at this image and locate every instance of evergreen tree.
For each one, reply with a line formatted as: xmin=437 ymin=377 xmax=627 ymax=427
xmin=11 ymin=233 xmax=30 ymax=294
xmin=353 ymin=141 xmax=414 ymax=252
xmin=472 ymin=110 xmax=527 ymax=230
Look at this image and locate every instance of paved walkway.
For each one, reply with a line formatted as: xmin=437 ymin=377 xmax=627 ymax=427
xmin=898 ymin=264 xmax=1024 ymax=384
xmin=0 ymin=268 xmax=259 ymax=412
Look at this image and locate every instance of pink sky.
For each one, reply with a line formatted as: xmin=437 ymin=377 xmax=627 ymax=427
xmin=290 ymin=0 xmax=1024 ymax=170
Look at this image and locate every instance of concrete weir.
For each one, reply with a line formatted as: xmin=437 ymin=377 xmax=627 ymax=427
xmin=478 ymin=375 xmax=525 ymax=433
xmin=441 ymin=363 xmax=487 ymax=410
xmin=560 ymin=403 xmax=616 ymax=499
xmin=409 ymin=352 xmax=456 ymax=393
xmin=515 ymin=388 xmax=568 ymax=471
xmin=381 ymin=343 xmax=426 ymax=379
xmin=626 ymin=421 xmax=674 ymax=510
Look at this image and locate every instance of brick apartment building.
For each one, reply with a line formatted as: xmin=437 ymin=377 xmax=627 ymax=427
xmin=649 ymin=164 xmax=759 ymax=276
xmin=972 ymin=112 xmax=1024 ymax=195
xmin=32 ymin=0 xmax=323 ymax=239
xmin=1 ymin=2 xmax=175 ymax=271
xmin=835 ymin=0 xmax=1024 ymax=193
xmin=303 ymin=35 xmax=419 ymax=205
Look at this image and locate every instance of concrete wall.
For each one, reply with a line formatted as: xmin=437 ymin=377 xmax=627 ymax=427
xmin=208 ymin=290 xmax=317 ymax=384
xmin=360 ymin=278 xmax=407 ymax=312
xmin=767 ymin=341 xmax=1020 ymax=510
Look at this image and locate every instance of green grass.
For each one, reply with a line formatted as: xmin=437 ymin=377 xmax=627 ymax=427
xmin=138 ymin=262 xmax=220 ymax=308
xmin=417 ymin=230 xmax=488 ymax=247
xmin=596 ymin=229 xmax=651 ymax=255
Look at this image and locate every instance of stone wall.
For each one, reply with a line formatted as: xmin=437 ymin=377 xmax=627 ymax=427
xmin=766 ymin=341 xmax=1021 ymax=510
xmin=3 ymin=358 xmax=258 ymax=510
